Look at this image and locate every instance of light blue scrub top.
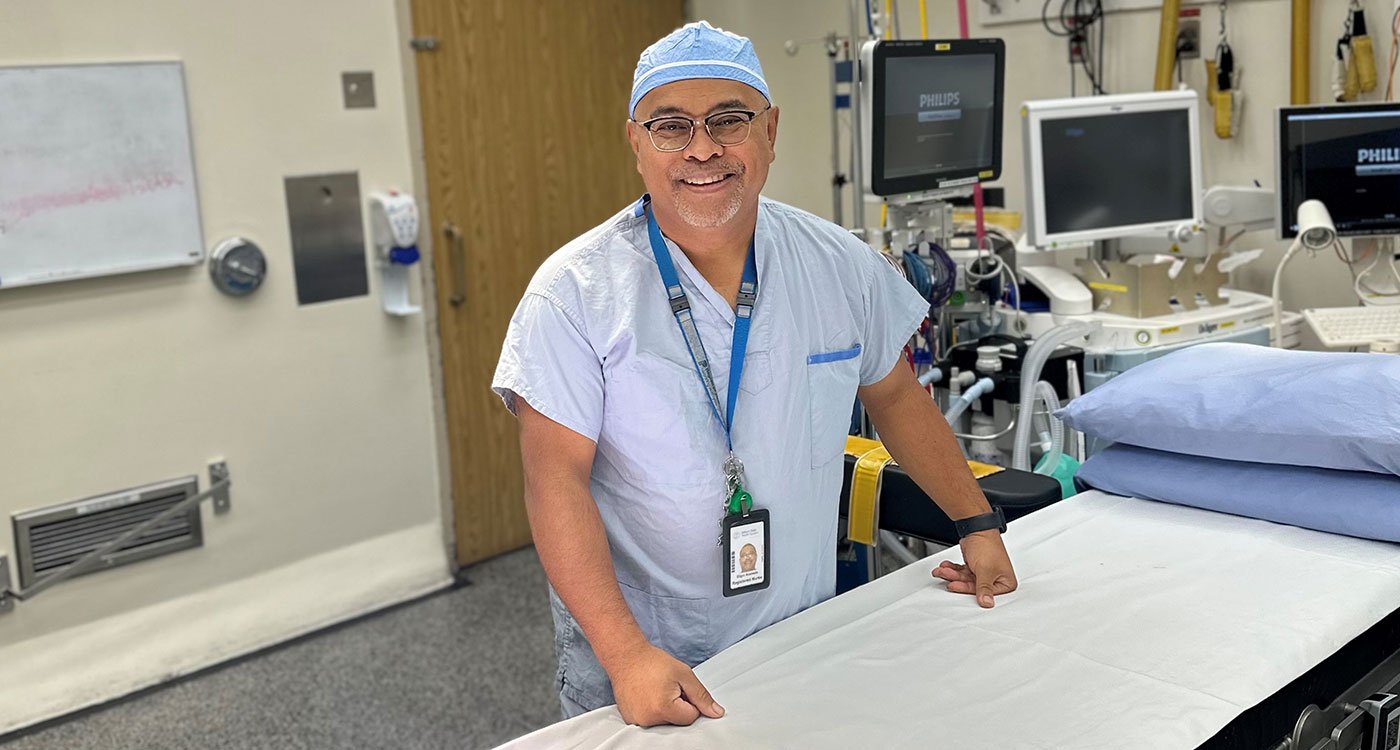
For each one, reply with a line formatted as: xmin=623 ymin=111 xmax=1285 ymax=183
xmin=492 ymin=196 xmax=927 ymax=708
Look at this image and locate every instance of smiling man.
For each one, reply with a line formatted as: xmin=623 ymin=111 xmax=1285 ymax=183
xmin=492 ymin=21 xmax=1016 ymax=728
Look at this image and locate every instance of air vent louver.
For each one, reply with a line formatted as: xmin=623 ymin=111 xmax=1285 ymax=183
xmin=13 ymin=476 xmax=202 ymax=588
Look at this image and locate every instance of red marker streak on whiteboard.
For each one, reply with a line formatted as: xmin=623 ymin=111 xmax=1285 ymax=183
xmin=0 ymin=173 xmax=183 ymax=232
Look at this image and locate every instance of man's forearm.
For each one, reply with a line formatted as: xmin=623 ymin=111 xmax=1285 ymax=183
xmin=865 ymin=379 xmax=993 ymax=521
xmin=523 ymin=482 xmax=648 ymax=671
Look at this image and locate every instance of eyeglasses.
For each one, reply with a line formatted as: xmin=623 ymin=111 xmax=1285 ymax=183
xmin=634 ymin=106 xmax=771 ymax=152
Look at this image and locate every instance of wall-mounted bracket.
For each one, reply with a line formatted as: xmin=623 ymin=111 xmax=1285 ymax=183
xmin=210 ymin=461 xmax=232 ymax=514
xmin=0 ymin=555 xmax=12 ymax=614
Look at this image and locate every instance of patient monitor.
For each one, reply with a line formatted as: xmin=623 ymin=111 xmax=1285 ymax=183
xmin=1278 ymin=101 xmax=1400 ymax=239
xmin=1009 ymin=91 xmax=1286 ymax=357
xmin=1022 ymin=90 xmax=1203 ymax=249
xmin=859 ymin=38 xmax=1004 ymax=197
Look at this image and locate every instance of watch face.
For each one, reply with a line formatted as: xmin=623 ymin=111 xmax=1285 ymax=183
xmin=210 ymin=238 xmax=266 ymax=296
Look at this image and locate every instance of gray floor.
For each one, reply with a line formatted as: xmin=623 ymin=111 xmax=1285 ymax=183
xmin=2 ymin=548 xmax=561 ymax=750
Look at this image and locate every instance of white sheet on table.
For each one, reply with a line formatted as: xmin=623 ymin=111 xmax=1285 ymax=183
xmin=498 ymin=491 xmax=1400 ymax=750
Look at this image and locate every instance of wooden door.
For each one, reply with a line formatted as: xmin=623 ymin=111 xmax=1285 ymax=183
xmin=411 ymin=0 xmax=684 ymax=566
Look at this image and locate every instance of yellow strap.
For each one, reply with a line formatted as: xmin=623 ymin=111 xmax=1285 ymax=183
xmin=951 ymin=208 xmax=1022 ymax=231
xmin=848 ymin=444 xmax=893 ymax=546
xmin=843 ymin=436 xmax=1006 ymax=545
xmin=1214 ymin=90 xmax=1234 ymax=139
xmin=1353 ymin=34 xmax=1377 ymax=92
xmin=1345 ymin=47 xmax=1361 ymax=101
xmin=967 ymin=460 xmax=1005 ymax=479
xmin=844 ymin=435 xmax=883 ymax=457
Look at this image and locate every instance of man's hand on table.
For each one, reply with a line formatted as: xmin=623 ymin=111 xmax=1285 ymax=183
xmin=608 ymin=643 xmax=725 ymax=727
xmin=932 ymin=530 xmax=1018 ymax=608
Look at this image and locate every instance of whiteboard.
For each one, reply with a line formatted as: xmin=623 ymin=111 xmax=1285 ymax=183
xmin=0 ymin=62 xmax=204 ymax=289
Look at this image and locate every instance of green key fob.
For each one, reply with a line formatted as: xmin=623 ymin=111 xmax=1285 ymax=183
xmin=727 ymin=488 xmax=753 ymax=517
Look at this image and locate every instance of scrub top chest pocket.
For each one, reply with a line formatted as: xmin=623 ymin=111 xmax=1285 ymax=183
xmin=807 ymin=343 xmax=862 ymax=468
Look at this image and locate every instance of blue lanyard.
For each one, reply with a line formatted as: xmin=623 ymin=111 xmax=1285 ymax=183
xmin=643 ymin=203 xmax=757 ymax=453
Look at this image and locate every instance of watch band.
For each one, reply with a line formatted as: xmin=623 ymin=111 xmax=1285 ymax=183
xmin=954 ymin=506 xmax=1007 ymax=539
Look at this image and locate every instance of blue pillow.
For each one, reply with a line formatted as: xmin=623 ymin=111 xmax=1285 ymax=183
xmin=1075 ymin=443 xmax=1400 ymax=543
xmin=1057 ymin=342 xmax=1400 ymax=476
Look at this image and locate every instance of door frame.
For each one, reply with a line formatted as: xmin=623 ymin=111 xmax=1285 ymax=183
xmin=394 ymin=0 xmax=461 ymax=569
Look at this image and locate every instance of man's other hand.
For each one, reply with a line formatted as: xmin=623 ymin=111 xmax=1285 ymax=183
xmin=931 ymin=530 xmax=1018 ymax=608
xmin=609 ymin=644 xmax=725 ymax=727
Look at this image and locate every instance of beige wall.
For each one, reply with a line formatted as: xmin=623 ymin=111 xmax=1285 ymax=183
xmin=691 ymin=0 xmax=1398 ymax=315
xmin=0 ymin=0 xmax=448 ymax=725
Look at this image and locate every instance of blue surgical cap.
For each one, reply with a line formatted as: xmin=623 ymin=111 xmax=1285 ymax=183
xmin=629 ymin=21 xmax=771 ymax=119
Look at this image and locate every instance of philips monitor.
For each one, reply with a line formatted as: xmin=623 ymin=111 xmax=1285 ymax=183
xmin=860 ymin=38 xmax=1004 ymax=197
xmin=1277 ymin=102 xmax=1400 ymax=239
xmin=1023 ymin=90 xmax=1203 ymax=248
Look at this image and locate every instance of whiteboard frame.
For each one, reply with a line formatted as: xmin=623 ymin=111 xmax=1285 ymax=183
xmin=0 ymin=60 xmax=206 ymax=290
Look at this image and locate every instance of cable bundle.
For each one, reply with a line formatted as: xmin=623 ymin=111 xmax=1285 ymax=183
xmin=902 ymin=241 xmax=957 ymax=308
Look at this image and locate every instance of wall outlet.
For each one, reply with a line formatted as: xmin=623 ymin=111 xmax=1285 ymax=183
xmin=1066 ymin=15 xmax=1090 ymax=64
xmin=1069 ymin=37 xmax=1086 ymax=63
xmin=1177 ymin=19 xmax=1201 ymax=60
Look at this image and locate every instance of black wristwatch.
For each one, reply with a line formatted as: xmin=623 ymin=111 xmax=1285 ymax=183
xmin=954 ymin=506 xmax=1007 ymax=539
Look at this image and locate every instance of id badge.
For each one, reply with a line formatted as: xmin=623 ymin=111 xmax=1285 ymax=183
xmin=722 ymin=508 xmax=771 ymax=597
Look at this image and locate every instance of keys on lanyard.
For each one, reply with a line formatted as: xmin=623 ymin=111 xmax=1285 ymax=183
xmin=724 ymin=453 xmax=752 ymax=517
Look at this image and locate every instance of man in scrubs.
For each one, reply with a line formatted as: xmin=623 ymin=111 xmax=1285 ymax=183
xmin=492 ymin=20 xmax=1017 ymax=728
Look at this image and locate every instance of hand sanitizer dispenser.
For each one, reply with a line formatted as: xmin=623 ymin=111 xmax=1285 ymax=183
xmin=369 ymin=191 xmax=422 ymax=316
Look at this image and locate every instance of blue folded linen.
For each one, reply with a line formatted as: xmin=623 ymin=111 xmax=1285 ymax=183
xmin=1075 ymin=443 xmax=1400 ymax=543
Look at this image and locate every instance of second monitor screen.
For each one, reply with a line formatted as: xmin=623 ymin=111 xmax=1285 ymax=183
xmin=1041 ymin=109 xmax=1194 ymax=235
xmin=1281 ymin=110 xmax=1400 ymax=237
xmin=882 ymin=54 xmax=997 ymax=181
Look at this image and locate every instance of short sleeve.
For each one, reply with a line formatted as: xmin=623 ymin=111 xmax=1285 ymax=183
xmin=858 ymin=252 xmax=929 ymax=386
xmin=491 ymin=292 xmax=604 ymax=442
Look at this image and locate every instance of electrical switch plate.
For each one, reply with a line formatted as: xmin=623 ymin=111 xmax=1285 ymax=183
xmin=342 ymin=71 xmax=375 ymax=109
xmin=1069 ymin=38 xmax=1086 ymax=63
xmin=1176 ymin=19 xmax=1200 ymax=60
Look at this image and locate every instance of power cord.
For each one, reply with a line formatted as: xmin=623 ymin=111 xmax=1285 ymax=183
xmin=1351 ymin=237 xmax=1400 ymax=304
xmin=1388 ymin=4 xmax=1400 ymax=100
xmin=1043 ymin=0 xmax=1108 ymax=95
xmin=964 ymin=235 xmax=1025 ymax=332
xmin=902 ymin=239 xmax=958 ymax=308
